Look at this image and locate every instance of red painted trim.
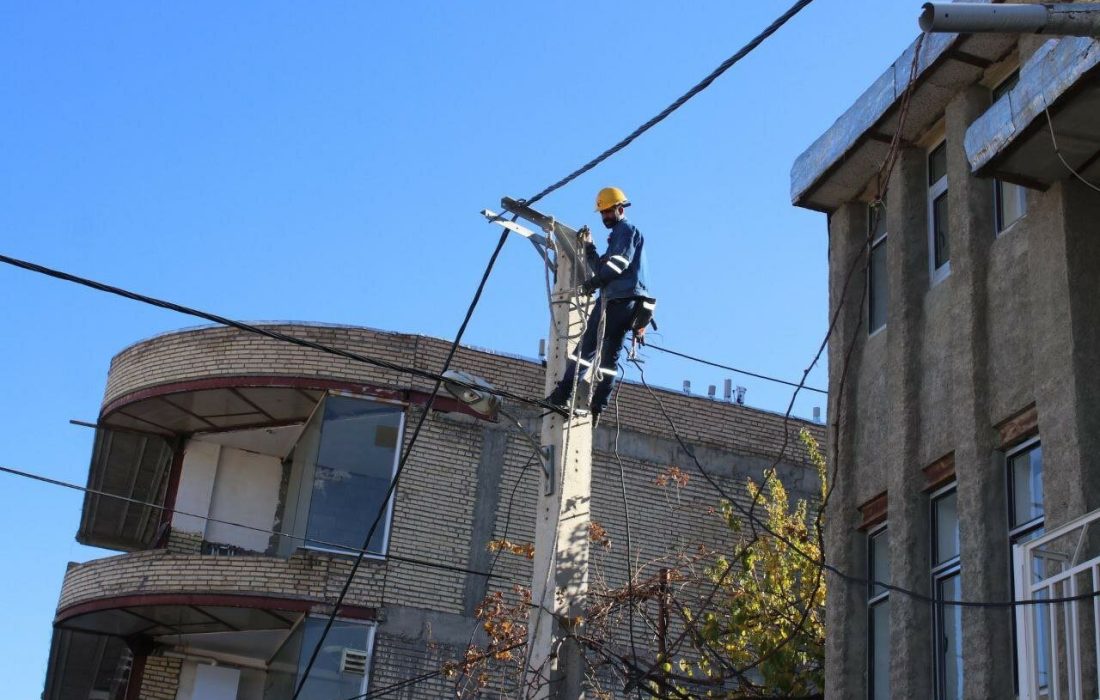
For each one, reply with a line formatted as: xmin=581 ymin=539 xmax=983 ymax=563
xmin=858 ymin=491 xmax=888 ymax=531
xmin=102 ymin=376 xmax=405 ymax=418
xmin=101 ymin=375 xmax=491 ymax=426
xmin=922 ymin=452 xmax=956 ymax=493
xmin=56 ymin=592 xmax=377 ymax=627
xmin=124 ymin=649 xmax=146 ymax=700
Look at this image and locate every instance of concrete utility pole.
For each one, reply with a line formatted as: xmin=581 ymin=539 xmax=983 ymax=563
xmin=500 ymin=197 xmax=594 ymax=700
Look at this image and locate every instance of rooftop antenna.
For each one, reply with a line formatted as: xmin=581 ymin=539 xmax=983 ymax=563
xmin=736 ymin=386 xmax=747 ymax=405
xmin=683 ymin=380 xmax=691 ymax=394
xmin=708 ymin=384 xmax=717 ymax=400
xmin=723 ymin=378 xmax=733 ymax=402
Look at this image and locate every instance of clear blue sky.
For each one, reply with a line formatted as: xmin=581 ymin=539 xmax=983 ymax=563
xmin=1 ymin=2 xmax=922 ymax=695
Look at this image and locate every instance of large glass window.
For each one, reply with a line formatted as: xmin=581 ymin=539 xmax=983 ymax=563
xmin=1008 ymin=439 xmax=1047 ymax=693
xmin=278 ymin=395 xmax=404 ymax=557
xmin=928 ymin=141 xmax=951 ymax=285
xmin=868 ymin=200 xmax=888 ymax=335
xmin=993 ymin=71 xmax=1029 ymax=234
xmin=868 ymin=526 xmax=891 ymax=700
xmin=264 ymin=617 xmax=375 ymax=700
xmin=932 ymin=485 xmax=962 ymax=699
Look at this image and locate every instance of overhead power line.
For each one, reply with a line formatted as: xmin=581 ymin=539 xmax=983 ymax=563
xmin=0 ymin=463 xmax=511 ymax=583
xmin=519 ymin=0 xmax=817 ymax=209
xmin=644 ymin=342 xmax=828 ymax=395
xmin=0 ymin=252 xmax=558 ymax=415
xmin=1 ymin=4 xmax=829 ymax=697
xmin=291 ymin=229 xmax=513 ymax=700
xmin=345 ymin=641 xmax=527 ymax=700
xmin=628 ymin=360 xmax=1100 ymax=610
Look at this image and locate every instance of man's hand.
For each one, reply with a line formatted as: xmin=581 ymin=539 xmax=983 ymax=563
xmin=580 ymin=277 xmax=600 ymax=295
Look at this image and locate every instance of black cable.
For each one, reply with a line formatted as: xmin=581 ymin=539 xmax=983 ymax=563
xmin=644 ymin=342 xmax=827 ymax=395
xmin=610 ymin=365 xmax=643 ymax=700
xmin=0 ymin=464 xmax=512 ymax=582
xmin=519 ymin=0 xmax=817 ymax=209
xmin=627 ymin=359 xmax=1100 ymax=609
xmin=452 ymin=446 xmax=539 ymax=697
xmin=345 ymin=641 xmax=527 ymax=700
xmin=291 ymin=229 xmax=512 ymax=700
xmin=0 ymin=252 xmax=563 ymax=416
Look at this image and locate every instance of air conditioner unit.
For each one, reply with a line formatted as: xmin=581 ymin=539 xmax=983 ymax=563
xmin=340 ymin=648 xmax=369 ymax=676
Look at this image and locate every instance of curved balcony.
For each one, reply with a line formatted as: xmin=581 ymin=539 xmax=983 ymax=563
xmin=56 ymin=549 xmax=381 ymax=641
xmin=80 ymin=324 xmax=506 ymax=551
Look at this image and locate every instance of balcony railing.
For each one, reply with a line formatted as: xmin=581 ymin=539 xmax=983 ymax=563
xmin=1015 ymin=507 xmax=1100 ymax=700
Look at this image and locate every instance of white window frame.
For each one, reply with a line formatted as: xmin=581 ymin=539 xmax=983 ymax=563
xmin=868 ymin=202 xmax=888 ymax=336
xmin=927 ymin=140 xmax=951 ymax=286
xmin=280 ymin=392 xmax=405 ymax=560
xmin=868 ymin=524 xmax=891 ymax=700
xmin=1007 ymin=436 xmax=1046 ymax=697
xmin=931 ymin=483 xmax=962 ymax=700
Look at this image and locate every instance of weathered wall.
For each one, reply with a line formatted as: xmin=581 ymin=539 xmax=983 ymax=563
xmin=820 ymin=45 xmax=1100 ymax=700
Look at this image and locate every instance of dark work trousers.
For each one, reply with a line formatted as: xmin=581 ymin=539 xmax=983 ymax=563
xmin=549 ymin=297 xmax=637 ymax=416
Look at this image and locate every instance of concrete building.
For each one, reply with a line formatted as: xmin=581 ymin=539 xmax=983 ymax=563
xmin=42 ymin=323 xmax=822 ymax=699
xmin=791 ymin=19 xmax=1100 ymax=700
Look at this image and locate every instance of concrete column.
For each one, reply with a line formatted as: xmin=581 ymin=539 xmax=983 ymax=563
xmin=945 ymin=85 xmax=1014 ymax=700
xmin=823 ymin=202 xmax=869 ymax=699
xmin=463 ymin=427 xmax=508 ymax=615
xmin=1061 ymin=180 xmax=1100 ymax=516
xmin=885 ymin=147 xmax=935 ymax=700
xmin=1028 ymin=179 xmax=1100 ymax=528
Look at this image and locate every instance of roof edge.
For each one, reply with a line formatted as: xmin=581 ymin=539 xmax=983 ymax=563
xmin=790 ymin=29 xmax=964 ymax=209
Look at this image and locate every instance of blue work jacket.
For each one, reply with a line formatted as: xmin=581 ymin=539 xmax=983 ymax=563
xmin=584 ymin=218 xmax=650 ymax=301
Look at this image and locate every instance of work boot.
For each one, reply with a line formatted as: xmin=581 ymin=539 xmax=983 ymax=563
xmin=544 ymin=392 xmax=593 ymax=420
xmin=545 ymin=389 xmax=572 ymax=416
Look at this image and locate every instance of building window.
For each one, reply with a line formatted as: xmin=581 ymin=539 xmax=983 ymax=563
xmin=927 ymin=141 xmax=951 ymax=285
xmin=1008 ymin=438 xmax=1048 ymax=692
xmin=868 ymin=200 xmax=888 ymax=334
xmin=277 ymin=394 xmax=404 ymax=557
xmin=868 ymin=525 xmax=891 ymax=700
xmin=932 ymin=485 xmax=962 ymax=699
xmin=264 ymin=617 xmax=376 ymax=699
xmin=993 ymin=71 xmax=1028 ymax=234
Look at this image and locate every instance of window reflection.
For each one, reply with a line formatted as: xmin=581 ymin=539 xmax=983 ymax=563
xmin=278 ymin=395 xmax=404 ymax=557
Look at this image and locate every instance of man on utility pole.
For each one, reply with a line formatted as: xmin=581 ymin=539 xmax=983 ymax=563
xmin=495 ymin=188 xmax=653 ymax=698
xmin=546 ymin=187 xmax=654 ymax=425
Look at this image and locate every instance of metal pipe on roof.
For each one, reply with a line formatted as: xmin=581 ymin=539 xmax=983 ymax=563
xmin=919 ymin=2 xmax=1100 ymax=37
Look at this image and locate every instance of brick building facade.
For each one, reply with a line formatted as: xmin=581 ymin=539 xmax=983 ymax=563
xmin=43 ymin=323 xmax=822 ymax=699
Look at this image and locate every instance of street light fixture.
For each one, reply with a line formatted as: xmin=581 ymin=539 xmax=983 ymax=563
xmin=441 ymin=370 xmax=501 ymax=419
xmin=441 ymin=369 xmax=554 ymax=495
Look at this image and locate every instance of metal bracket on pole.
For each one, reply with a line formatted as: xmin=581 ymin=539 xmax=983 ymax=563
xmin=481 ymin=208 xmax=556 ymax=274
xmin=541 ymin=444 xmax=554 ymax=496
xmin=500 ymin=197 xmax=594 ymax=279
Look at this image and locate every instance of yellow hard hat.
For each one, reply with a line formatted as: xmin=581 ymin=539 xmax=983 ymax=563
xmin=595 ymin=186 xmax=630 ymax=212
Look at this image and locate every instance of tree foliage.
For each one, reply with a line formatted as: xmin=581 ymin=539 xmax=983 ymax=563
xmin=673 ymin=428 xmax=827 ymax=697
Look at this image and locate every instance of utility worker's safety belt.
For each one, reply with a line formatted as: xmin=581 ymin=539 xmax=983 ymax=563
xmin=629 ymin=296 xmax=657 ymax=360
